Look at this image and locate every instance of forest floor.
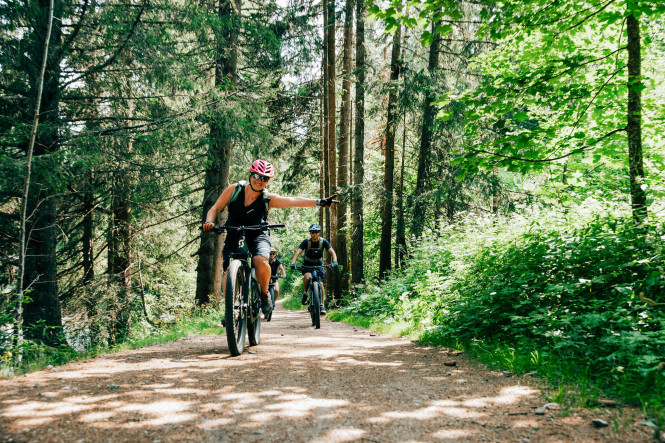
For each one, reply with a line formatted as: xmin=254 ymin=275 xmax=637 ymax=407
xmin=0 ymin=302 xmax=657 ymax=443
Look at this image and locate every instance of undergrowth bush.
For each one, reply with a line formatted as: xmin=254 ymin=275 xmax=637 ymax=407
xmin=429 ymin=214 xmax=665 ymax=405
xmin=339 ymin=202 xmax=665 ymax=413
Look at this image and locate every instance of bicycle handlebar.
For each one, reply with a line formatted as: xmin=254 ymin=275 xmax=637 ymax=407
xmin=210 ymin=223 xmax=285 ymax=234
xmin=292 ymin=264 xmax=334 ymax=271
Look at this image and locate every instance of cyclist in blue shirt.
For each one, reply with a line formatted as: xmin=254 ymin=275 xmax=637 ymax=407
xmin=290 ymin=224 xmax=338 ymax=315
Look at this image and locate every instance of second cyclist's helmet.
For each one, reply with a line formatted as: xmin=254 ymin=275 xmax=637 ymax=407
xmin=308 ymin=224 xmax=322 ymax=232
xmin=250 ymin=159 xmax=275 ymax=178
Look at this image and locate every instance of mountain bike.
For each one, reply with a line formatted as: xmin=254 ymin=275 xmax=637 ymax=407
xmin=293 ymin=264 xmax=333 ymax=329
xmin=212 ymin=223 xmax=285 ymax=356
xmin=265 ymin=275 xmax=285 ymax=322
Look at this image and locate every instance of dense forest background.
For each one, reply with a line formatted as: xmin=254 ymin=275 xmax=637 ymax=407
xmin=1 ymin=0 xmax=664 ymax=420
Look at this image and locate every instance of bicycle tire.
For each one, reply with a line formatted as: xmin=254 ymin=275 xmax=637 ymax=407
xmin=310 ymin=282 xmax=321 ymax=329
xmin=225 ymin=260 xmax=247 ymax=356
xmin=248 ymin=280 xmax=261 ymax=346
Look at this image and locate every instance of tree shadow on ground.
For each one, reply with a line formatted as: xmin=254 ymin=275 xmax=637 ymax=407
xmin=0 ymin=304 xmax=649 ymax=442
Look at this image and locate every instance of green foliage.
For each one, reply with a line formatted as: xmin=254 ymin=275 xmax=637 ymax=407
xmin=1 ymin=305 xmax=224 ymax=376
xmin=337 ymin=200 xmax=665 ymax=416
xmin=3 ymin=341 xmax=79 ymax=376
xmin=340 ymin=239 xmax=455 ymax=333
xmin=429 ymin=213 xmax=665 ymax=404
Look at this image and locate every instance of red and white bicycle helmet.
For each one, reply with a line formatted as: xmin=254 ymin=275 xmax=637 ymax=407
xmin=250 ymin=159 xmax=275 ymax=178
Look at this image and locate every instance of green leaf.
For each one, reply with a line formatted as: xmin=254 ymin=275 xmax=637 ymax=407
xmin=514 ymin=112 xmax=528 ymax=122
xmin=437 ymin=110 xmax=454 ymax=121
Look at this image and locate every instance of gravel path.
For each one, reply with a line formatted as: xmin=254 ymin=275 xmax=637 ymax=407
xmin=0 ymin=302 xmax=653 ymax=442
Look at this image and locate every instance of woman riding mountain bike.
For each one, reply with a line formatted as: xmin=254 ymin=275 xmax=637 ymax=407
xmin=202 ymin=160 xmax=337 ymax=352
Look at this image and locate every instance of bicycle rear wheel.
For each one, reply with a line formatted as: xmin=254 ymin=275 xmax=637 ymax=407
xmin=225 ymin=260 xmax=247 ymax=356
xmin=310 ymin=282 xmax=321 ymax=329
xmin=248 ymin=280 xmax=261 ymax=346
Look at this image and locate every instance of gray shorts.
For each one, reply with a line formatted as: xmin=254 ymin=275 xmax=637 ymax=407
xmin=222 ymin=232 xmax=271 ymax=270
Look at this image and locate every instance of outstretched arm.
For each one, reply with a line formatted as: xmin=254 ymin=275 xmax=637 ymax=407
xmin=270 ymin=194 xmax=317 ymax=209
xmin=269 ymin=193 xmax=337 ymax=209
xmin=278 ymin=264 xmax=286 ymax=278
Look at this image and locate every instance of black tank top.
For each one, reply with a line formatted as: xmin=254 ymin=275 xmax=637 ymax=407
xmin=269 ymin=258 xmax=281 ymax=276
xmin=226 ymin=184 xmax=268 ymax=227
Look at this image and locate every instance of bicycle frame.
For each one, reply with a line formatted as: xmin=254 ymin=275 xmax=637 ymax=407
xmin=229 ymin=248 xmax=258 ymax=321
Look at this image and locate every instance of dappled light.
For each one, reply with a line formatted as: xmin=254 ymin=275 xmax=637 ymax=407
xmin=1 ymin=304 xmax=646 ymax=442
xmin=431 ymin=429 xmax=478 ymax=439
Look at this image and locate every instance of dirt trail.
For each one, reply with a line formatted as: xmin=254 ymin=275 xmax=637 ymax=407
xmin=0 ymin=302 xmax=653 ymax=442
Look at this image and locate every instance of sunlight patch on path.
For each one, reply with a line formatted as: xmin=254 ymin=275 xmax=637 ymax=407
xmin=431 ymin=428 xmax=478 ymax=439
xmin=258 ymin=396 xmax=349 ymax=419
xmin=368 ymin=385 xmax=537 ymax=423
xmin=311 ymin=427 xmax=366 ymax=442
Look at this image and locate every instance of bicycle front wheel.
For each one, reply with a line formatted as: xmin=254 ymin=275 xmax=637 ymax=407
xmin=225 ymin=260 xmax=247 ymax=356
xmin=310 ymin=282 xmax=321 ymax=329
xmin=248 ymin=280 xmax=261 ymax=346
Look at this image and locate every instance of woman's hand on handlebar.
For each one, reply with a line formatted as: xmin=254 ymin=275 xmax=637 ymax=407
xmin=202 ymin=221 xmax=214 ymax=231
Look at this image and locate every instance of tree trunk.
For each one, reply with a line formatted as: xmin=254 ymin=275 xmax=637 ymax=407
xmin=395 ymin=117 xmax=407 ymax=269
xmin=107 ymin=42 xmax=135 ymax=343
xmin=195 ymin=0 xmax=241 ymax=306
xmin=326 ymin=0 xmax=337 ymax=256
xmin=109 ymin=172 xmax=132 ymax=343
xmin=319 ymin=70 xmax=325 ymax=230
xmin=81 ymin=179 xmax=94 ymax=284
xmin=81 ymin=72 xmax=100 ymax=287
xmin=378 ymin=24 xmax=402 ymax=279
xmin=322 ymin=0 xmax=330 ymax=237
xmin=110 ymin=175 xmax=131 ymax=289
xmin=351 ymin=0 xmax=365 ymax=286
xmin=319 ymin=40 xmax=325 ymax=230
xmin=21 ymin=0 xmax=65 ymax=348
xmin=626 ymin=12 xmax=646 ymax=223
xmin=334 ymin=0 xmax=353 ymax=299
xmin=411 ymin=21 xmax=441 ymax=239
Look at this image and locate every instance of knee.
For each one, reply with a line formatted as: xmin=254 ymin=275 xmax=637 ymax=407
xmin=254 ymin=256 xmax=269 ymax=269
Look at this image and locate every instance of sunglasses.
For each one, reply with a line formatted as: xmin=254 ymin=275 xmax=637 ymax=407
xmin=250 ymin=172 xmax=270 ymax=182
xmin=309 ymin=230 xmax=320 ymax=234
